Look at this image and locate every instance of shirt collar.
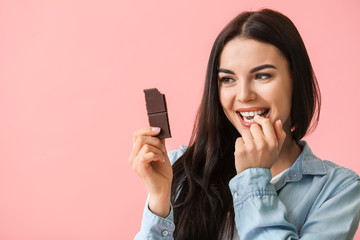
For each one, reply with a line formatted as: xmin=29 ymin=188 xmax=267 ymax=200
xmin=274 ymin=140 xmax=326 ymax=191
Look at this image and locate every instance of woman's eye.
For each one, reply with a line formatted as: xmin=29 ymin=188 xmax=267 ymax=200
xmin=255 ymin=73 xmax=272 ymax=80
xmin=219 ymin=77 xmax=234 ymax=84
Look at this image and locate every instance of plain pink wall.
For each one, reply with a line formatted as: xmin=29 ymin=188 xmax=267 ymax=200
xmin=1 ymin=0 xmax=360 ymax=239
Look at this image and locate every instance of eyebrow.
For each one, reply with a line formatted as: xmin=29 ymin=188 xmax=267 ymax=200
xmin=250 ymin=64 xmax=277 ymax=73
xmin=218 ymin=64 xmax=277 ymax=75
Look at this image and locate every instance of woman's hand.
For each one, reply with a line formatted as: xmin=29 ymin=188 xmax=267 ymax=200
xmin=128 ymin=127 xmax=173 ymax=218
xmin=234 ymin=115 xmax=286 ymax=174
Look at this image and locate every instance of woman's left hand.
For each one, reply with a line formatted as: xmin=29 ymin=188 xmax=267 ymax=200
xmin=234 ymin=115 xmax=287 ymax=174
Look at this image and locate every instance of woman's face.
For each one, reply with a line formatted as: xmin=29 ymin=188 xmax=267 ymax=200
xmin=218 ymin=38 xmax=293 ymax=135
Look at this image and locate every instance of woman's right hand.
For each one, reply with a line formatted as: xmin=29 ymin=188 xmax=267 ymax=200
xmin=128 ymin=127 xmax=173 ymax=218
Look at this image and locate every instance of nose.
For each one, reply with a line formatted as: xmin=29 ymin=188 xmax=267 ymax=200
xmin=236 ymin=81 xmax=256 ymax=103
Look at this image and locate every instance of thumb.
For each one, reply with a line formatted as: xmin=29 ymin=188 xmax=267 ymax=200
xmin=274 ymin=119 xmax=286 ymax=152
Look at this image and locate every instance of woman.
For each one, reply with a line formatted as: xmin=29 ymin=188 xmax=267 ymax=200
xmin=129 ymin=9 xmax=360 ymax=239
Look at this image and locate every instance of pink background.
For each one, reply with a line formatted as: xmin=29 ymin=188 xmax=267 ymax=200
xmin=1 ymin=0 xmax=360 ymax=239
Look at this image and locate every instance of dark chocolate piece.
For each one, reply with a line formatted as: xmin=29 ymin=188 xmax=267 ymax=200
xmin=144 ymin=88 xmax=171 ymax=139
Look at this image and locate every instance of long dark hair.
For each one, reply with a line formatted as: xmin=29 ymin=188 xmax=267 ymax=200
xmin=171 ymin=9 xmax=321 ymax=239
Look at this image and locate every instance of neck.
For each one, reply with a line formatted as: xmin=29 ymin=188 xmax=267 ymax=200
xmin=270 ymin=127 xmax=302 ymax=177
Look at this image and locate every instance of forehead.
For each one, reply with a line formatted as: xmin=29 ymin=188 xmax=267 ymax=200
xmin=219 ymin=38 xmax=288 ymax=70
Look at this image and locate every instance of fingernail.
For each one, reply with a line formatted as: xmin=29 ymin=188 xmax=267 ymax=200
xmin=152 ymin=127 xmax=161 ymax=132
xmin=278 ymin=119 xmax=282 ymax=128
xmin=161 ymin=155 xmax=166 ymax=162
xmin=161 ymin=144 xmax=166 ymax=152
xmin=254 ymin=115 xmax=260 ymax=120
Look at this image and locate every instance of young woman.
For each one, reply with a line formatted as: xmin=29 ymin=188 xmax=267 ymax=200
xmin=129 ymin=9 xmax=360 ymax=239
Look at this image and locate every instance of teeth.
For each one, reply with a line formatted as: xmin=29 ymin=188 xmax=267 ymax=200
xmin=239 ymin=109 xmax=267 ymax=117
xmin=238 ymin=109 xmax=269 ymax=124
xmin=243 ymin=118 xmax=255 ymax=123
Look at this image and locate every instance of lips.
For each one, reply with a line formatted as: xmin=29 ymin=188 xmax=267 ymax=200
xmin=236 ymin=107 xmax=270 ymax=127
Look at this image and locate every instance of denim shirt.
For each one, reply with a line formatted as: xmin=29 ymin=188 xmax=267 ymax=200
xmin=135 ymin=141 xmax=360 ymax=239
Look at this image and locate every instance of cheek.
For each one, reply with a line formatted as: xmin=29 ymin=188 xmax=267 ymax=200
xmin=262 ymin=84 xmax=292 ymax=121
xmin=218 ymin=89 xmax=234 ymax=113
xmin=272 ymin=87 xmax=292 ymax=120
xmin=218 ymin=89 xmax=237 ymax=127
xmin=281 ymin=81 xmax=293 ymax=115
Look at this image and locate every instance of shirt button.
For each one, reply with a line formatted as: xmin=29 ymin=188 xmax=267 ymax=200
xmin=234 ymin=192 xmax=239 ymax=198
xmin=162 ymin=230 xmax=169 ymax=237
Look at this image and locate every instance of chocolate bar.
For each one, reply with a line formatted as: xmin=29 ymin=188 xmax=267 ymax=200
xmin=143 ymin=88 xmax=171 ymax=139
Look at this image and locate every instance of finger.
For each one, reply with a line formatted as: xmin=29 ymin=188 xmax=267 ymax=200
xmin=130 ymin=133 xmax=165 ymax=164
xmin=137 ymin=136 xmax=165 ymax=155
xmin=160 ymin=139 xmax=167 ymax=153
xmin=130 ymin=136 xmax=161 ymax=163
xmin=133 ymin=152 xmax=162 ymax=177
xmin=274 ymin=119 xmax=286 ymax=152
xmin=133 ymin=126 xmax=162 ymax=143
xmin=249 ymin=123 xmax=264 ymax=141
xmin=138 ymin=152 xmax=162 ymax=164
xmin=134 ymin=134 xmax=165 ymax=152
xmin=240 ymin=129 xmax=256 ymax=150
xmin=234 ymin=137 xmax=245 ymax=157
xmin=137 ymin=144 xmax=166 ymax=164
xmin=253 ymin=115 xmax=276 ymax=140
xmin=236 ymin=136 xmax=245 ymax=145
xmin=235 ymin=137 xmax=245 ymax=150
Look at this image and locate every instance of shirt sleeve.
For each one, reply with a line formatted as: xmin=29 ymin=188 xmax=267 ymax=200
xmin=134 ymin=149 xmax=185 ymax=240
xmin=229 ymin=168 xmax=360 ymax=240
xmin=134 ymin=197 xmax=175 ymax=240
xmin=298 ymin=173 xmax=360 ymax=239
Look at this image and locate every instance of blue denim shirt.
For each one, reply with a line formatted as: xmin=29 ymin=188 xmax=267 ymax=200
xmin=135 ymin=141 xmax=360 ymax=239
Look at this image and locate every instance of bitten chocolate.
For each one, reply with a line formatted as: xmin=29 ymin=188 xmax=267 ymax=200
xmin=143 ymin=88 xmax=171 ymax=139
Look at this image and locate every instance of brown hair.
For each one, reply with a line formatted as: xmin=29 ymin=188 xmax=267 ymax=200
xmin=171 ymin=9 xmax=321 ymax=239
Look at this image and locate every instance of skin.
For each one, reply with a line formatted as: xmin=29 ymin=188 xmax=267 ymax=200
xmin=129 ymin=37 xmax=302 ymax=218
xmin=218 ymin=37 xmax=301 ymax=176
xmin=128 ymin=127 xmax=172 ymax=218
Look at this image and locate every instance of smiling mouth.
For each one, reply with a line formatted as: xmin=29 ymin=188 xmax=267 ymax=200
xmin=236 ymin=108 xmax=270 ymax=125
